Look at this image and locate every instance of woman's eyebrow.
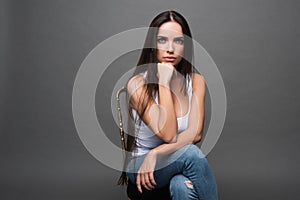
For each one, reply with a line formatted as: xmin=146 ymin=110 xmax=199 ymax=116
xmin=157 ymin=35 xmax=184 ymax=38
xmin=157 ymin=35 xmax=167 ymax=38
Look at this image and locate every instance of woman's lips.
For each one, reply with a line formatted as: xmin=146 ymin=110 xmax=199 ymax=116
xmin=164 ymin=57 xmax=176 ymax=62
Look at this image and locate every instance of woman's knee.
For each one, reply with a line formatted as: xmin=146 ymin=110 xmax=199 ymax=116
xmin=170 ymin=175 xmax=185 ymax=189
xmin=185 ymin=144 xmax=205 ymax=159
xmin=169 ymin=175 xmax=189 ymax=195
xmin=169 ymin=174 xmax=197 ymax=199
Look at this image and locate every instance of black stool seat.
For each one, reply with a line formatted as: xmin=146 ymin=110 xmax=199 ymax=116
xmin=127 ymin=180 xmax=171 ymax=200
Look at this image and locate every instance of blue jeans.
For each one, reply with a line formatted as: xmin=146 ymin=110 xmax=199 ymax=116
xmin=126 ymin=144 xmax=218 ymax=200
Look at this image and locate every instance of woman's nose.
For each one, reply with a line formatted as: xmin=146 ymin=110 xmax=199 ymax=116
xmin=167 ymin=42 xmax=174 ymax=54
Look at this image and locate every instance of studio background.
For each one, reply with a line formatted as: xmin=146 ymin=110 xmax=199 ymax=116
xmin=1 ymin=0 xmax=299 ymax=199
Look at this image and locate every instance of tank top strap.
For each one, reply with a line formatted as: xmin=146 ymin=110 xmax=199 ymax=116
xmin=184 ymin=74 xmax=192 ymax=100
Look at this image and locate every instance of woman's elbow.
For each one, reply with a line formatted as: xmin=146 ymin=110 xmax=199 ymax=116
xmin=193 ymin=132 xmax=202 ymax=144
xmin=157 ymin=123 xmax=177 ymax=143
xmin=167 ymin=134 xmax=178 ymax=143
xmin=160 ymin=130 xmax=177 ymax=143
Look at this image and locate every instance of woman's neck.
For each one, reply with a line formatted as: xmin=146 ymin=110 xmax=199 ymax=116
xmin=170 ymin=71 xmax=185 ymax=92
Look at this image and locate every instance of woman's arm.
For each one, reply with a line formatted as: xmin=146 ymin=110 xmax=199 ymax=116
xmin=135 ymin=73 xmax=206 ymax=192
xmin=127 ymin=63 xmax=178 ymax=143
xmin=146 ymin=73 xmax=205 ymax=154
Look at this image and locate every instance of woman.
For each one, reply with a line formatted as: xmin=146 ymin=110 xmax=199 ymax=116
xmin=123 ymin=10 xmax=218 ymax=200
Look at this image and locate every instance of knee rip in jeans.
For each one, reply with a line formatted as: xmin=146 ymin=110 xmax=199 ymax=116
xmin=184 ymin=180 xmax=194 ymax=189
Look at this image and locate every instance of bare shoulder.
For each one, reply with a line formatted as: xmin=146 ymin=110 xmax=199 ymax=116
xmin=191 ymin=73 xmax=206 ymax=91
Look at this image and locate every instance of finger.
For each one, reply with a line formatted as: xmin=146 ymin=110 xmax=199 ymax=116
xmin=159 ymin=62 xmax=172 ymax=68
xmin=136 ymin=173 xmax=142 ymax=193
xmin=141 ymin=173 xmax=151 ymax=190
xmin=162 ymin=62 xmax=173 ymax=68
xmin=144 ymin=172 xmax=154 ymax=190
xmin=149 ymin=171 xmax=156 ymax=186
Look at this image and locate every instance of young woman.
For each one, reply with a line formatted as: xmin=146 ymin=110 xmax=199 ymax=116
xmin=123 ymin=10 xmax=218 ymax=200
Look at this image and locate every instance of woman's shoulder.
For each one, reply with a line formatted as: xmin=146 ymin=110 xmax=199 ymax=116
xmin=127 ymin=74 xmax=146 ymax=95
xmin=189 ymin=73 xmax=206 ymax=95
xmin=190 ymin=73 xmax=205 ymax=86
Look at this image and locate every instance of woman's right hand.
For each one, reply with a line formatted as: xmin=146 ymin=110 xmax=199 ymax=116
xmin=157 ymin=62 xmax=174 ymax=84
xmin=136 ymin=150 xmax=157 ymax=193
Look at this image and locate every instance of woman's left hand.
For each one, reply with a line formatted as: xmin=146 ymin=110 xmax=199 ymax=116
xmin=136 ymin=150 xmax=157 ymax=193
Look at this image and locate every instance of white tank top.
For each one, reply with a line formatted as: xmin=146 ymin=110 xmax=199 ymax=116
xmin=131 ymin=72 xmax=193 ymax=156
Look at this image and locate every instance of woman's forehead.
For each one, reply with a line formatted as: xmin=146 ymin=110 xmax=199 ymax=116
xmin=158 ymin=21 xmax=183 ymax=37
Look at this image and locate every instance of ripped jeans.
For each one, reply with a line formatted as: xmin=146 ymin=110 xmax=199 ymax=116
xmin=126 ymin=144 xmax=218 ymax=200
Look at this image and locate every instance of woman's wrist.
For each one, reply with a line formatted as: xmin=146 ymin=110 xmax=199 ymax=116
xmin=149 ymin=148 xmax=159 ymax=157
xmin=158 ymin=78 xmax=171 ymax=86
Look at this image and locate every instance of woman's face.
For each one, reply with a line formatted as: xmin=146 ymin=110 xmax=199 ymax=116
xmin=156 ymin=21 xmax=184 ymax=66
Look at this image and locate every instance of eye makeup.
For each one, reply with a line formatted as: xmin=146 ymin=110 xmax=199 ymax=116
xmin=157 ymin=36 xmax=184 ymax=45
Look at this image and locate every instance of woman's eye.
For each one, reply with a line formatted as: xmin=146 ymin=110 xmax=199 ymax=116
xmin=157 ymin=37 xmax=167 ymax=44
xmin=175 ymin=38 xmax=184 ymax=45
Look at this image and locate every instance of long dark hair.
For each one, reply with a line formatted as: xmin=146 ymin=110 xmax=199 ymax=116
xmin=118 ymin=10 xmax=195 ymax=185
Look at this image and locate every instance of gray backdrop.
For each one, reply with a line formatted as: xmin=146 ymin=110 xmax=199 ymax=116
xmin=1 ymin=0 xmax=299 ymax=199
